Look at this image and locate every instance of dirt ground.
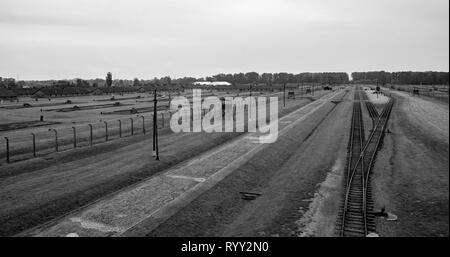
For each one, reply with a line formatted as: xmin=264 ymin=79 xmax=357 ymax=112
xmin=372 ymin=91 xmax=449 ymax=237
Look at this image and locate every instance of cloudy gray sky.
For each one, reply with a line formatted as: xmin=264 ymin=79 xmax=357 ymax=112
xmin=0 ymin=0 xmax=448 ymax=80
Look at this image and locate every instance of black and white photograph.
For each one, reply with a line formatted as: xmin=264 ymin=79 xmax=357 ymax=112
xmin=0 ymin=0 xmax=448 ymax=252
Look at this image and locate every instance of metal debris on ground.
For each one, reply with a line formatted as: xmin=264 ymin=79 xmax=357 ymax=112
xmin=386 ymin=213 xmax=398 ymax=221
xmin=373 ymin=207 xmax=398 ymax=221
xmin=239 ymin=192 xmax=261 ymax=201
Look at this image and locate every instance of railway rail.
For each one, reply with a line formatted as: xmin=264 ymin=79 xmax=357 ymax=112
xmin=358 ymin=88 xmax=379 ymax=120
xmin=338 ymin=87 xmax=394 ymax=236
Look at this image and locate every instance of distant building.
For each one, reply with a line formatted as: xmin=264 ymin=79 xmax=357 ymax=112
xmin=192 ymin=81 xmax=232 ymax=86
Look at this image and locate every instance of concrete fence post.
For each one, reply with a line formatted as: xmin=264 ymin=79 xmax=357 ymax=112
xmin=118 ymin=120 xmax=122 ymax=138
xmin=104 ymin=121 xmax=108 ymax=141
xmin=88 ymin=124 xmax=93 ymax=146
xmin=32 ymin=133 xmax=36 ymax=157
xmin=53 ymin=129 xmax=58 ymax=152
xmin=4 ymin=137 xmax=10 ymax=163
xmin=72 ymin=127 xmax=77 ymax=148
xmin=130 ymin=118 xmax=134 ymax=135
xmin=141 ymin=116 xmax=145 ymax=135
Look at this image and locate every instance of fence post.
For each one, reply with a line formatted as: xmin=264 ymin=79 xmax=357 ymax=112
xmin=141 ymin=116 xmax=146 ymax=134
xmin=130 ymin=118 xmax=134 ymax=135
xmin=53 ymin=129 xmax=58 ymax=152
xmin=150 ymin=114 xmax=153 ymax=133
xmin=72 ymin=127 xmax=77 ymax=148
xmin=4 ymin=137 xmax=10 ymax=163
xmin=32 ymin=133 xmax=36 ymax=157
xmin=118 ymin=120 xmax=122 ymax=138
xmin=88 ymin=124 xmax=93 ymax=146
xmin=153 ymin=89 xmax=159 ymax=160
xmin=161 ymin=113 xmax=164 ymax=128
xmin=104 ymin=121 xmax=108 ymax=141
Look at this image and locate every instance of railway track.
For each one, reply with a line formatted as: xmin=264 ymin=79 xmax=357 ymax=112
xmin=358 ymin=88 xmax=379 ymax=120
xmin=337 ymin=87 xmax=394 ymax=237
xmin=365 ymin=101 xmax=379 ymax=121
xmin=363 ymin=94 xmax=379 ymax=122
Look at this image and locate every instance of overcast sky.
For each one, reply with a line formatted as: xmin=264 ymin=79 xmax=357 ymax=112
xmin=0 ymin=0 xmax=448 ymax=80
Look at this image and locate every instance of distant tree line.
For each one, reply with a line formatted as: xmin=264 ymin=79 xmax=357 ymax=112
xmin=196 ymin=72 xmax=350 ymax=85
xmin=0 ymin=77 xmax=16 ymax=89
xmin=352 ymin=71 xmax=449 ymax=85
xmin=4 ymin=71 xmax=448 ymax=90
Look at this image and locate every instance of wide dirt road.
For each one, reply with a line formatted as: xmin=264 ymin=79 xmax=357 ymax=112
xmin=373 ymin=90 xmax=449 ymax=237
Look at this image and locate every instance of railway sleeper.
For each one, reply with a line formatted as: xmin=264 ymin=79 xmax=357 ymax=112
xmin=345 ymin=218 xmax=375 ymax=227
xmin=343 ymin=223 xmax=366 ymax=231
xmin=345 ymin=217 xmax=376 ymax=226
xmin=347 ymin=209 xmax=375 ymax=215
xmin=343 ymin=227 xmax=366 ymax=235
xmin=347 ymin=203 xmax=365 ymax=208
xmin=348 ymin=193 xmax=363 ymax=198
xmin=345 ymin=221 xmax=375 ymax=230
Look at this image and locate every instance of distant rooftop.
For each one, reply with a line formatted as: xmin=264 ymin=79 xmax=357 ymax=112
xmin=193 ymin=81 xmax=232 ymax=86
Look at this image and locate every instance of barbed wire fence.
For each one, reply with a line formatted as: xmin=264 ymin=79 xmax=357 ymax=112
xmin=1 ymin=111 xmax=173 ymax=164
xmin=1 ymin=85 xmax=328 ymax=165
